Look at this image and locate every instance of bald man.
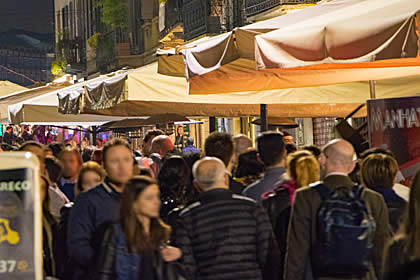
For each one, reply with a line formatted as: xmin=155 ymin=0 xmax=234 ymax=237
xmin=149 ymin=135 xmax=174 ymax=176
xmin=176 ymin=157 xmax=281 ymax=280
xmin=284 ymin=139 xmax=389 ymax=280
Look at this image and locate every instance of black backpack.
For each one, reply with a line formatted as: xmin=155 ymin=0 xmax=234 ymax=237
xmin=312 ymin=183 xmax=376 ymax=278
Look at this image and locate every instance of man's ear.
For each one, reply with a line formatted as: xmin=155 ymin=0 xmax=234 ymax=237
xmin=194 ymin=180 xmax=203 ymax=193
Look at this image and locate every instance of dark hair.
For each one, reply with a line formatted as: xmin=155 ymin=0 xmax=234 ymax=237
xmin=235 ymin=150 xmax=264 ymax=178
xmin=121 ymin=176 xmax=170 ymax=253
xmin=186 ymin=137 xmax=194 ymax=146
xmin=204 ymin=132 xmax=233 ymax=167
xmin=45 ymin=156 xmax=63 ymax=183
xmin=103 ymin=138 xmax=131 ymax=164
xmin=48 ymin=143 xmax=64 ymax=158
xmin=158 ymin=156 xmax=189 ymax=205
xmin=82 ymin=146 xmax=94 ymax=162
xmin=182 ymin=152 xmax=201 ymax=203
xmin=257 ymin=131 xmax=285 ymax=166
xmin=6 ymin=126 xmax=13 ymax=131
xmin=18 ymin=141 xmax=43 ymax=151
xmin=361 ymin=153 xmax=398 ymax=189
xmin=360 ymin=147 xmax=395 ymax=160
xmin=143 ymin=129 xmax=164 ymax=144
xmin=286 ymin=143 xmax=297 ymax=154
xmin=282 ymin=131 xmax=291 ymax=137
xmin=139 ymin=167 xmax=154 ymax=178
xmin=303 ymin=145 xmax=322 ymax=159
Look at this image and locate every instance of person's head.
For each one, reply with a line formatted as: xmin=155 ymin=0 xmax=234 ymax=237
xmin=257 ymin=131 xmax=286 ymax=167
xmin=45 ymin=156 xmax=63 ymax=184
xmin=158 ymin=156 xmax=189 ymax=204
xmin=204 ymin=132 xmax=233 ymax=167
xmin=398 ymin=170 xmax=420 ymax=258
xmin=82 ymin=146 xmax=94 ymax=162
xmin=186 ymin=137 xmax=194 ymax=147
xmin=48 ymin=143 xmax=64 ymax=158
xmin=151 ymin=135 xmax=174 ymax=157
xmin=235 ymin=149 xmax=264 ymax=179
xmin=233 ymin=134 xmax=252 ymax=158
xmin=75 ymin=161 xmax=106 ymax=196
xmin=287 ymin=150 xmax=320 ymax=188
xmin=142 ymin=129 xmax=164 ymax=157
xmin=193 ymin=157 xmax=228 ymax=192
xmin=177 ymin=126 xmax=184 ymax=136
xmin=121 ymin=176 xmax=170 ymax=253
xmin=282 ymin=131 xmax=294 ymax=145
xmin=320 ymin=139 xmax=356 ymax=178
xmin=360 ymin=153 xmax=398 ymax=190
xmin=302 ymin=145 xmax=322 ymax=159
xmin=6 ymin=126 xmax=12 ymax=133
xmin=139 ymin=167 xmax=154 ymax=178
xmin=91 ymin=149 xmax=103 ymax=165
xmin=103 ymin=139 xmax=133 ymax=185
xmin=58 ymin=147 xmax=82 ymax=180
xmin=360 ymin=147 xmax=395 ymax=161
xmin=19 ymin=141 xmax=46 ymax=174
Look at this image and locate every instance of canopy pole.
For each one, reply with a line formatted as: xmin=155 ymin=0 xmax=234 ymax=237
xmin=260 ymin=104 xmax=268 ymax=132
xmin=369 ymin=80 xmax=376 ymax=99
xmin=92 ymin=126 xmax=97 ymax=146
xmin=209 ymin=117 xmax=216 ymax=133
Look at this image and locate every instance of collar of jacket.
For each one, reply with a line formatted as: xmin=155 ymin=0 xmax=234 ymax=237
xmin=199 ymin=188 xmax=233 ymax=203
xmin=370 ymin=186 xmax=405 ymax=202
xmin=323 ymin=174 xmax=355 ymax=188
xmin=103 ymin=178 xmax=122 ymax=195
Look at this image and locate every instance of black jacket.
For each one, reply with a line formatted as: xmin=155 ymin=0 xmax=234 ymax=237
xmin=176 ymin=188 xmax=280 ymax=280
xmin=67 ymin=180 xmax=121 ymax=280
xmin=94 ymin=223 xmax=183 ymax=280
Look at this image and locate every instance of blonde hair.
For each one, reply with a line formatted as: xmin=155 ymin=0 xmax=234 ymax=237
xmin=75 ymin=161 xmax=106 ymax=197
xmin=287 ymin=150 xmax=320 ymax=188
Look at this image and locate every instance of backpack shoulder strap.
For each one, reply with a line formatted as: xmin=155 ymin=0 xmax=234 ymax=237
xmin=311 ymin=182 xmax=330 ymax=201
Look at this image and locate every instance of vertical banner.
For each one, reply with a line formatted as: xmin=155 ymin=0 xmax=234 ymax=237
xmin=368 ymin=96 xmax=420 ymax=185
xmin=0 ymin=153 xmax=41 ymax=280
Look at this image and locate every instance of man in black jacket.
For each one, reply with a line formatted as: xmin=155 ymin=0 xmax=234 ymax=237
xmin=67 ymin=139 xmax=134 ymax=280
xmin=176 ymin=157 xmax=280 ymax=280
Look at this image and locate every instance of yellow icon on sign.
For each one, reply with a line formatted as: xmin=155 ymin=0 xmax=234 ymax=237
xmin=0 ymin=218 xmax=20 ymax=245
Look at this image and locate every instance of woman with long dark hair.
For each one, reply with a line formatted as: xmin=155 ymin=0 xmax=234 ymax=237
xmin=384 ymin=170 xmax=420 ymax=279
xmin=95 ymin=176 xmax=182 ymax=280
xmin=158 ymin=156 xmax=190 ymax=219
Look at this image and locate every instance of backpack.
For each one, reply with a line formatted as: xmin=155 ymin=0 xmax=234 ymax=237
xmin=262 ymin=186 xmax=291 ymax=280
xmin=312 ymin=183 xmax=376 ymax=278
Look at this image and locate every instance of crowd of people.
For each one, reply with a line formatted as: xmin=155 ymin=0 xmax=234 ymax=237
xmin=6 ymin=128 xmax=420 ymax=280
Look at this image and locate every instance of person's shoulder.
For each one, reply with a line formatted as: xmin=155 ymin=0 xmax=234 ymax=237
xmin=179 ymin=200 xmax=202 ymax=217
xmin=242 ymin=178 xmax=263 ymax=194
xmin=362 ymin=186 xmax=386 ymax=201
xmin=231 ymin=194 xmax=256 ymax=205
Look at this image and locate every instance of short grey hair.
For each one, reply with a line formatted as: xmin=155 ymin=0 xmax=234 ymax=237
xmin=192 ymin=157 xmax=226 ymax=190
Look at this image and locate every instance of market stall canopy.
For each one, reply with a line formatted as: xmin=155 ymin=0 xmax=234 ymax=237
xmin=60 ymin=62 xmax=420 ymax=118
xmin=175 ymin=0 xmax=420 ymax=94
xmin=0 ymin=70 xmax=132 ymax=124
xmin=100 ymin=114 xmax=189 ymax=130
xmin=0 ymin=81 xmax=26 ymax=97
xmin=251 ymin=117 xmax=298 ymax=128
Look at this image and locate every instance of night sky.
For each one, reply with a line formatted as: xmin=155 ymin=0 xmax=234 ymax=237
xmin=0 ymin=0 xmax=55 ymax=34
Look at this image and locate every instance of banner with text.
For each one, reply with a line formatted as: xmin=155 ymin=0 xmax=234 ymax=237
xmin=368 ymin=96 xmax=420 ymax=185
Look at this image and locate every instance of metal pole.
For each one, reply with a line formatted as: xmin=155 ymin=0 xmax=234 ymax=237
xmin=209 ymin=117 xmax=216 ymax=133
xmin=92 ymin=125 xmax=97 ymax=146
xmin=369 ymin=80 xmax=376 ymax=99
xmin=260 ymin=104 xmax=268 ymax=132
